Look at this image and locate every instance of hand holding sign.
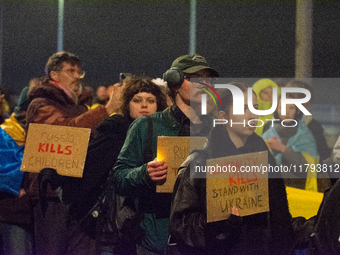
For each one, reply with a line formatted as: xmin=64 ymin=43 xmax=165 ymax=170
xmin=227 ymin=206 xmax=242 ymax=227
xmin=156 ymin=137 xmax=206 ymax=193
xmin=147 ymin=158 xmax=168 ymax=185
xmin=231 ymin=206 xmax=240 ymax=216
xmin=206 ymin=151 xmax=269 ymax=223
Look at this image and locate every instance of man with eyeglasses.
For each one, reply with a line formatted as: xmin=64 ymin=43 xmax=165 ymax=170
xmin=113 ymin=54 xmax=218 ymax=255
xmin=25 ymin=51 xmax=122 ymax=255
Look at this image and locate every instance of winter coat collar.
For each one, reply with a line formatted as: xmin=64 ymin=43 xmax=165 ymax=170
xmin=28 ymin=78 xmax=91 ymax=107
xmin=163 ymin=104 xmax=213 ymax=137
xmin=163 ymin=104 xmax=188 ymax=130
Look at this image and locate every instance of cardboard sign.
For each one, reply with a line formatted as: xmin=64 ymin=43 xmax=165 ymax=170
xmin=206 ymin=151 xmax=269 ymax=223
xmin=21 ymin=123 xmax=91 ymax=177
xmin=156 ymin=136 xmax=206 ymax=193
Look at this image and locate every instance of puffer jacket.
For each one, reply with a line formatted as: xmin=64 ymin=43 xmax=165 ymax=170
xmin=169 ymin=125 xmax=294 ymax=255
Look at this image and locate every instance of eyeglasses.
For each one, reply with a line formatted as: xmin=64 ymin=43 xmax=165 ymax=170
xmin=60 ymin=68 xmax=85 ymax=79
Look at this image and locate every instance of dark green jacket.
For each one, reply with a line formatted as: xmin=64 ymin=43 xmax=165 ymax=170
xmin=113 ymin=105 xmax=190 ymax=253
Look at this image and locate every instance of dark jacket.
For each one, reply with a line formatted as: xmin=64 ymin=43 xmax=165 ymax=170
xmin=169 ymin=125 xmax=294 ymax=255
xmin=113 ymin=105 xmax=203 ymax=253
xmin=307 ymin=118 xmax=330 ymax=164
xmin=307 ymin=118 xmax=331 ymax=192
xmin=25 ymin=79 xmax=109 ymax=199
xmin=63 ymin=114 xmax=131 ymax=212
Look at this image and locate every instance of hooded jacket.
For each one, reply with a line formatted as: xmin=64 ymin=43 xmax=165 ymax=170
xmin=169 ymin=125 xmax=293 ymax=255
xmin=252 ymin=79 xmax=281 ymax=137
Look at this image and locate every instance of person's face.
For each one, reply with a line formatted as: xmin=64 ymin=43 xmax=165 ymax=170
xmin=221 ymin=91 xmax=258 ymax=141
xmin=277 ymin=98 xmax=296 ymax=120
xmin=176 ymin=69 xmax=212 ymax=105
xmin=97 ymin=86 xmax=108 ymax=100
xmin=52 ymin=62 xmax=83 ymax=93
xmin=259 ymin=86 xmax=273 ymax=102
xmin=129 ymin=92 xmax=157 ymax=120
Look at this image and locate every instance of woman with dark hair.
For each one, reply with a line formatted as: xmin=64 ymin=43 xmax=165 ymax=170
xmin=60 ymin=75 xmax=167 ymax=254
xmin=121 ymin=75 xmax=168 ymax=122
xmin=168 ymin=83 xmax=293 ymax=254
xmin=263 ymin=93 xmax=319 ymax=192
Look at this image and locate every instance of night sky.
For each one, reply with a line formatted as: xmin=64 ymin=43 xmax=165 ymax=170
xmin=1 ymin=1 xmax=340 ymax=105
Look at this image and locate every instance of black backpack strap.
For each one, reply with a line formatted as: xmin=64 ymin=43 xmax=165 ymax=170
xmin=144 ymin=115 xmax=153 ymax=163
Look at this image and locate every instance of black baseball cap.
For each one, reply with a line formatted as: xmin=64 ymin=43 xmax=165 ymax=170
xmin=171 ymin=54 xmax=219 ymax=77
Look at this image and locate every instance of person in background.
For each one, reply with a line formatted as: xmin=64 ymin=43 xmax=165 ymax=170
xmin=25 ymin=51 xmax=123 ymax=255
xmin=263 ymin=93 xmax=319 ymax=192
xmin=93 ymin=85 xmax=109 ymax=106
xmin=0 ymin=88 xmax=7 ymax=124
xmin=169 ymin=82 xmax=293 ymax=254
xmin=284 ymin=80 xmax=331 ymax=192
xmin=0 ymin=88 xmax=14 ymax=118
xmin=285 ymin=80 xmax=330 ymax=162
xmin=0 ymin=85 xmax=33 ymax=255
xmin=82 ymin=83 xmax=94 ymax=107
xmin=252 ymin=79 xmax=281 ymax=136
xmin=113 ymin=54 xmax=219 ymax=255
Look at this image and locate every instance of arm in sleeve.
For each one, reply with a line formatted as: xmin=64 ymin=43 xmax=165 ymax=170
xmin=31 ymin=104 xmax=108 ymax=132
xmin=61 ymin=115 xmax=129 ymax=203
xmin=113 ymin=117 xmax=154 ymax=197
xmin=170 ymin=153 xmax=241 ymax=250
xmin=282 ymin=146 xmax=307 ymax=166
xmin=170 ymin=157 xmax=207 ymax=249
xmin=268 ymin=152 xmax=294 ymax=254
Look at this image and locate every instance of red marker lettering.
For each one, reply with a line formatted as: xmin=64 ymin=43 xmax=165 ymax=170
xmin=38 ymin=143 xmax=45 ymax=152
xmin=57 ymin=144 xmax=64 ymax=154
xmin=64 ymin=146 xmax=72 ymax=155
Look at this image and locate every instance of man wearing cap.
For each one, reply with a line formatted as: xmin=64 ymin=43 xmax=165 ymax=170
xmin=113 ymin=54 xmax=218 ymax=254
xmin=25 ymin=52 xmax=123 ymax=254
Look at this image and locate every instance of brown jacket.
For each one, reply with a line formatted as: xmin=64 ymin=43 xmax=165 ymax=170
xmin=26 ymin=78 xmax=108 ymax=199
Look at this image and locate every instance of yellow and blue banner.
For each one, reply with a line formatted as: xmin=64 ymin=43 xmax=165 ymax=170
xmin=0 ymin=113 xmax=25 ymax=195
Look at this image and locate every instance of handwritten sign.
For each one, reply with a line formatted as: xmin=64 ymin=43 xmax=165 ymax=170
xmin=156 ymin=136 xmax=206 ymax=193
xmin=206 ymin=151 xmax=269 ymax=223
xmin=20 ymin=123 xmax=91 ymax=177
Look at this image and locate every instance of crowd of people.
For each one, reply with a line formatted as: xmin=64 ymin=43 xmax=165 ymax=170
xmin=0 ymin=51 xmax=339 ymax=255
